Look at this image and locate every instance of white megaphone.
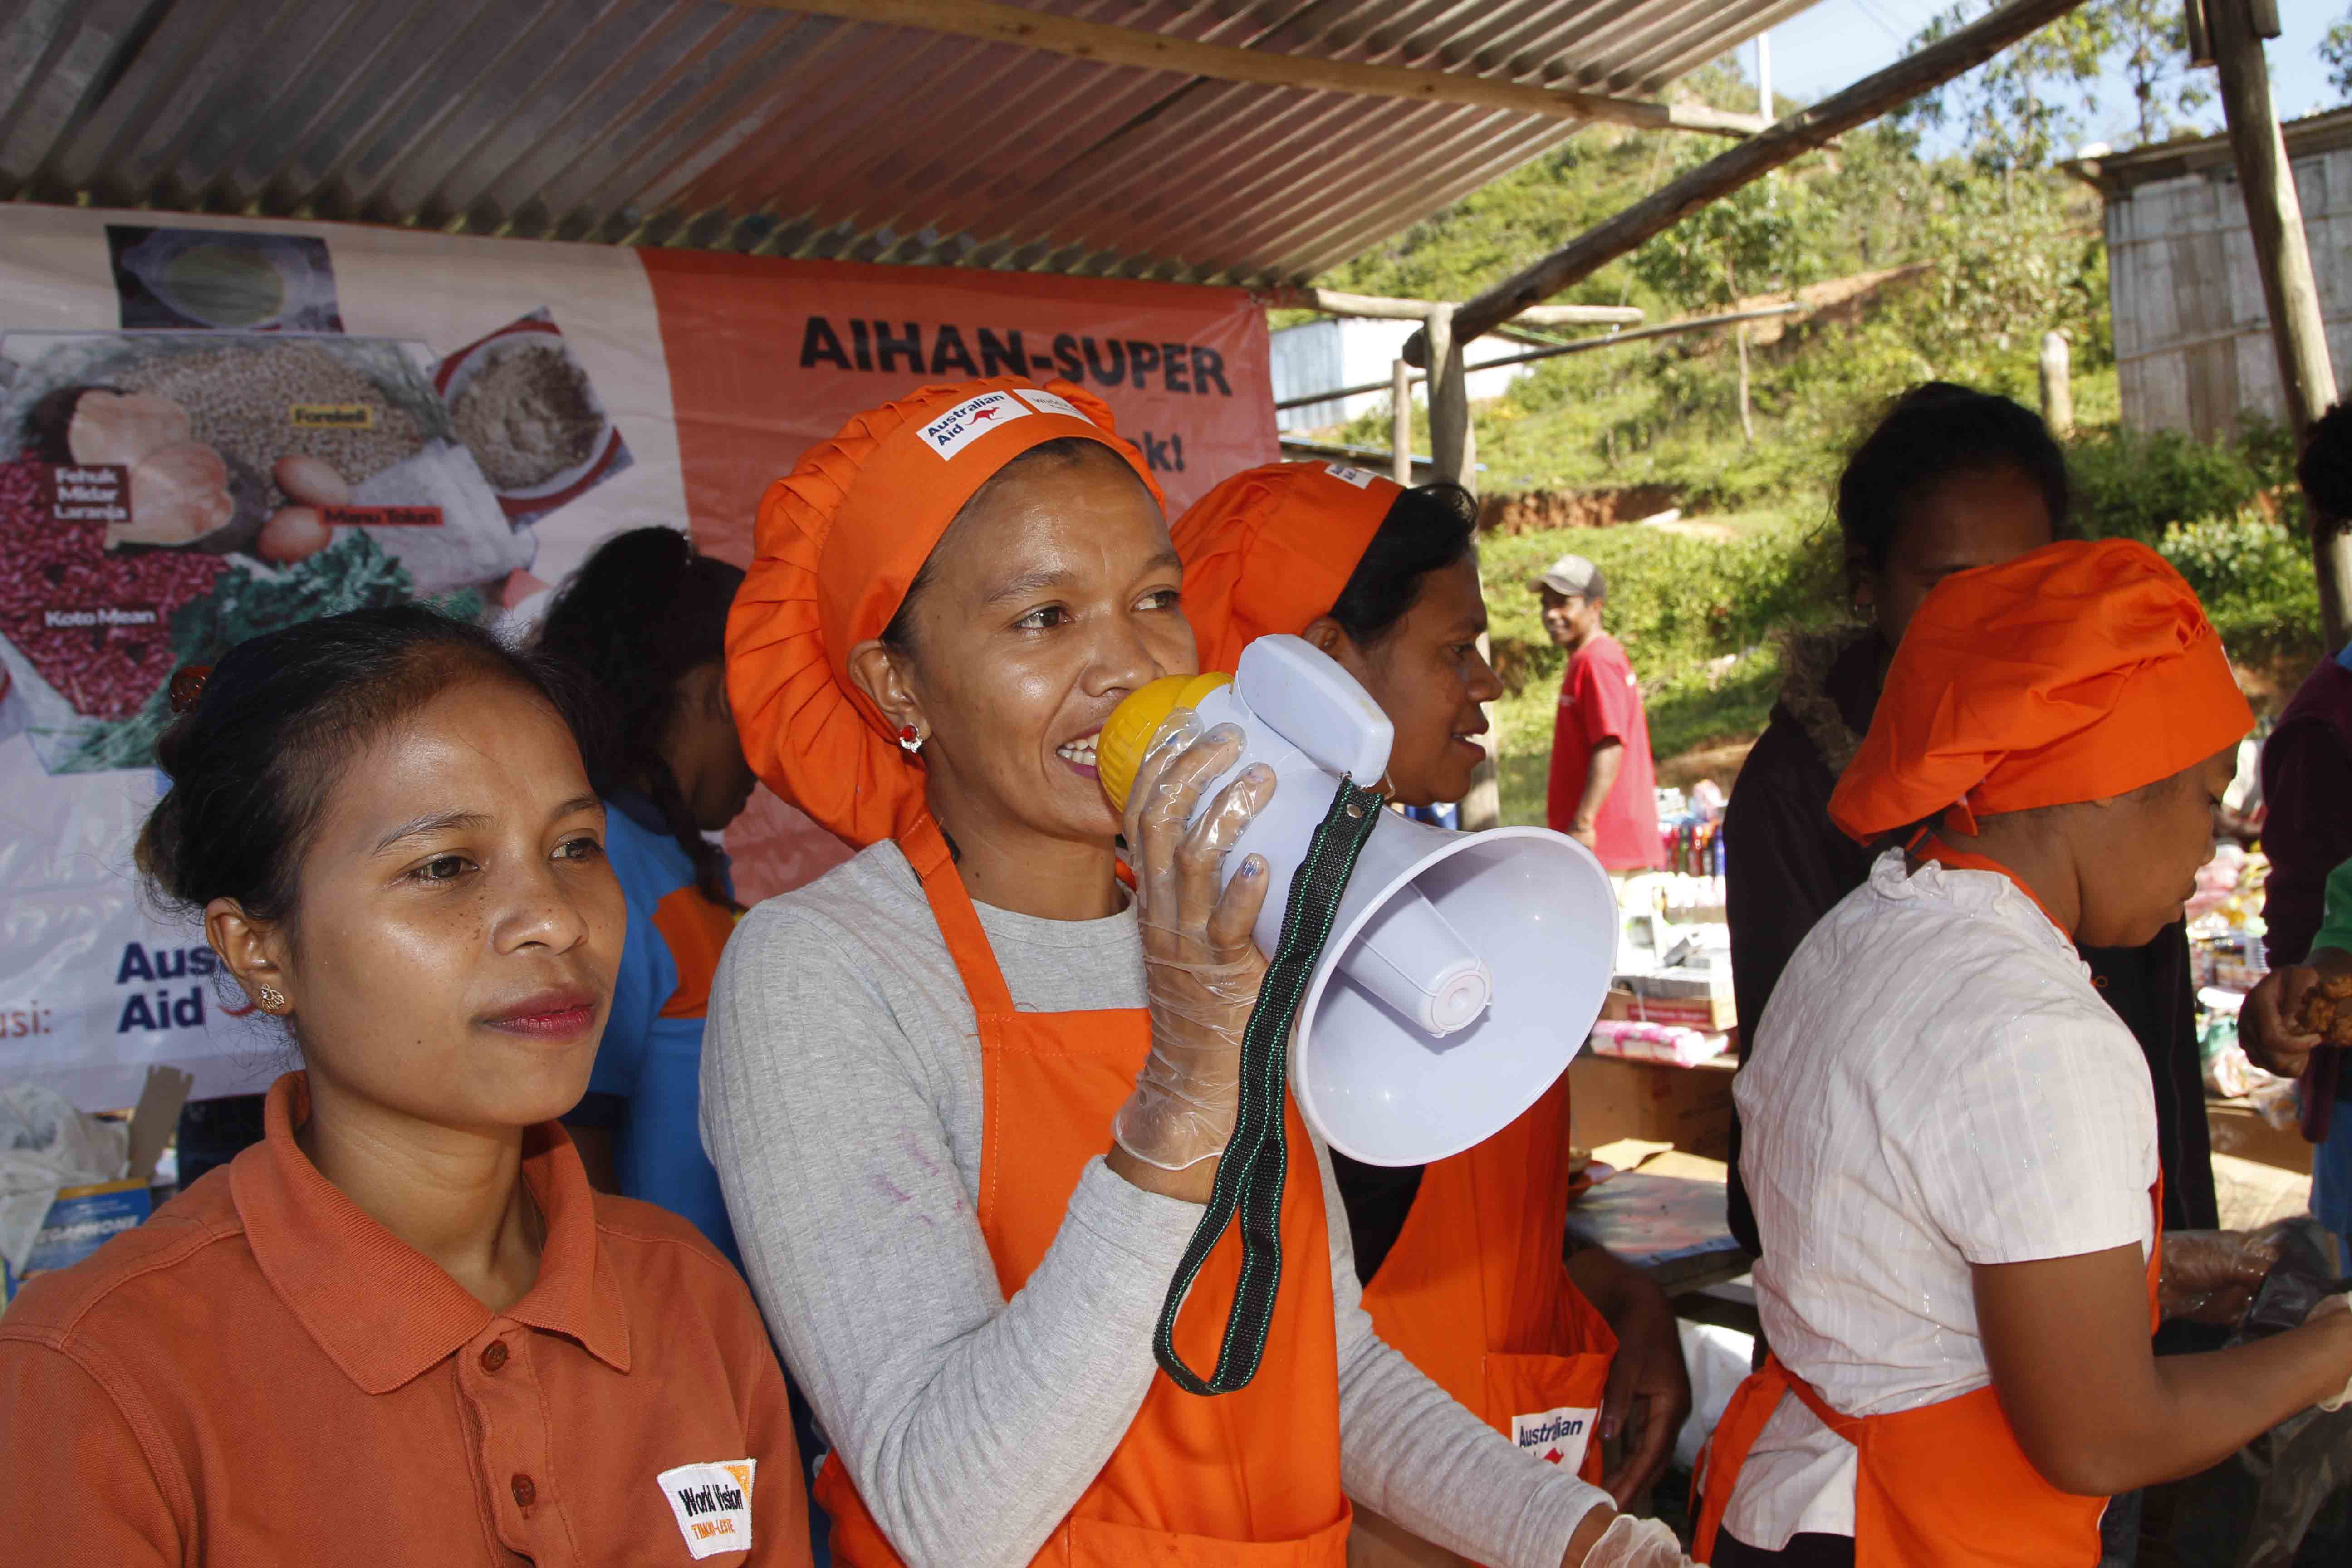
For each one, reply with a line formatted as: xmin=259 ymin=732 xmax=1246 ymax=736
xmin=1097 ymin=635 xmax=1618 ymax=1168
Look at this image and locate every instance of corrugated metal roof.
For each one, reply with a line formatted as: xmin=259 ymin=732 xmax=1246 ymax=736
xmin=0 ymin=0 xmax=1818 ymax=285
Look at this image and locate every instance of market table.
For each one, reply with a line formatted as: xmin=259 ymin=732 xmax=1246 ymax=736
xmin=1566 ymin=1143 xmax=1751 ymax=1299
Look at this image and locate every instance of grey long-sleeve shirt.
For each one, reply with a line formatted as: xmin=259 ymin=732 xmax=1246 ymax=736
xmin=702 ymin=843 xmax=1606 ymax=1568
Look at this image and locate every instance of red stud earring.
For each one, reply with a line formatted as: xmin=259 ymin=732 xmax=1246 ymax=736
xmin=898 ymin=724 xmax=925 ymax=757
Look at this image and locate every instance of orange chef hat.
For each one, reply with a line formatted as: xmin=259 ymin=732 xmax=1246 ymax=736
xmin=726 ymin=377 xmax=1163 ymax=849
xmin=1171 ymin=460 xmax=1404 ymax=674
xmin=1828 ymin=538 xmax=2252 ymax=843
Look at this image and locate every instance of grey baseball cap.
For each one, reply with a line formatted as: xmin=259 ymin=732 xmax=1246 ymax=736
xmin=1538 ymin=554 xmax=1606 ymax=599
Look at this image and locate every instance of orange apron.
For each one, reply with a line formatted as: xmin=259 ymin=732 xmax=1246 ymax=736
xmin=814 ymin=815 xmax=1353 ymax=1567
xmin=1694 ymin=844 xmax=2164 ymax=1565
xmin=1358 ymin=1078 xmax=1617 ymax=1488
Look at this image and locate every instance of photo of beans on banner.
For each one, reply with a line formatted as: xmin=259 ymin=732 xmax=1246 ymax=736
xmin=0 ymin=229 xmax=632 ymax=778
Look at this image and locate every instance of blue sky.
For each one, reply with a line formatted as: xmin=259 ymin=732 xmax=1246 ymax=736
xmin=1754 ymin=0 xmax=2342 ymax=152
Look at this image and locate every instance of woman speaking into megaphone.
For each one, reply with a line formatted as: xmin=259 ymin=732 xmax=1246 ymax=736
xmin=1172 ymin=463 xmax=1692 ymax=1514
xmin=706 ymin=379 xmax=1692 ymax=1568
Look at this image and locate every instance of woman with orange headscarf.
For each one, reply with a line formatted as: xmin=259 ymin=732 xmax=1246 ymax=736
xmin=703 ymin=380 xmax=1690 ymax=1568
xmin=1692 ymin=540 xmax=2352 ymax=1567
xmin=1171 ymin=460 xmax=1691 ymax=1518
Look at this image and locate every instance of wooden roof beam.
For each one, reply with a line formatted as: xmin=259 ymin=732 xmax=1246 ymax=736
xmin=728 ymin=0 xmax=1772 ymax=137
xmin=1403 ymin=0 xmax=2095 ymax=364
xmin=1263 ymin=285 xmax=1642 ymax=326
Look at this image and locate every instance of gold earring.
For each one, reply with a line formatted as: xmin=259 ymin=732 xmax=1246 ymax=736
xmin=257 ymin=986 xmax=287 ymax=1014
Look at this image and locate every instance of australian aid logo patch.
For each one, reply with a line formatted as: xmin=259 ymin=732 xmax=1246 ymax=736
xmin=1322 ymin=461 xmax=1380 ymax=489
xmin=1511 ymin=1405 xmax=1598 ymax=1476
xmin=657 ymin=1459 xmax=754 ymax=1560
xmin=917 ymin=391 xmax=1030 ymax=460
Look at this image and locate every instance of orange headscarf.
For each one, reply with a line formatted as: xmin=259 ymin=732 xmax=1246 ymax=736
xmin=1171 ymin=460 xmax=1404 ymax=674
xmin=1828 ymin=539 xmax=2252 ymax=842
xmin=726 ymin=377 xmax=1163 ymax=850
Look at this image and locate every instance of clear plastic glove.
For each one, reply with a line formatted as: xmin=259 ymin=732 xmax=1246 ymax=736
xmin=1111 ymin=713 xmax=1276 ymax=1171
xmin=1573 ymin=1514 xmax=1704 ymax=1568
xmin=2160 ymin=1225 xmax=2288 ymax=1325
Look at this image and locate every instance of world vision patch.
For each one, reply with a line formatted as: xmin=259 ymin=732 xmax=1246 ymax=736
xmin=1014 ymin=387 xmax=1093 ymax=425
xmin=916 ymin=390 xmax=1029 ymax=461
xmin=657 ymin=1458 xmax=754 ymax=1560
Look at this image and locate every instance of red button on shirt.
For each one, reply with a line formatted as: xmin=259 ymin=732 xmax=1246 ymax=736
xmin=481 ymin=1340 xmax=509 ymax=1372
xmin=512 ymin=1473 xmax=537 ymax=1508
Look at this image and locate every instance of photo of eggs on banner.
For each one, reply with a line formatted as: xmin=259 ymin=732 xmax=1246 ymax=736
xmin=0 ymin=331 xmax=527 ymax=776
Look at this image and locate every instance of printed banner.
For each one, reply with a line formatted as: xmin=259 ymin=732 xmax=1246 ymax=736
xmin=0 ymin=206 xmax=1275 ymax=1110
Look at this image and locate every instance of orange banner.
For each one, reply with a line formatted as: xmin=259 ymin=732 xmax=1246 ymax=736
xmin=641 ymin=250 xmax=1275 ymax=566
xmin=643 ymin=252 xmax=1278 ymax=901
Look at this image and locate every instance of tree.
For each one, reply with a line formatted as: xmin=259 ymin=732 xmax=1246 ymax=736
xmin=2326 ymin=8 xmax=2352 ymax=103
xmin=1900 ymin=2 xmax=2111 ymax=170
xmin=1902 ymin=2 xmax=2210 ymax=163
xmin=2105 ymin=0 xmax=2210 ymax=144
xmin=1631 ymin=159 xmax=1818 ymax=443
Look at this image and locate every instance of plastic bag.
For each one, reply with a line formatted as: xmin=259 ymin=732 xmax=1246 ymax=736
xmin=0 ymin=1082 xmax=130 ymax=1275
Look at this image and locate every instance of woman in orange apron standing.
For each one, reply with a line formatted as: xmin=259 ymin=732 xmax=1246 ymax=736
xmin=706 ymin=378 xmax=1697 ymax=1568
xmin=1171 ymin=460 xmax=1690 ymax=1511
xmin=1694 ymin=539 xmax=2352 ymax=1567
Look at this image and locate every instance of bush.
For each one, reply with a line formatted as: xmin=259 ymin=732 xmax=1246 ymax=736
xmin=2069 ymin=425 xmax=2274 ymax=543
xmin=1480 ymin=514 xmax=1839 ymax=700
xmin=2157 ymin=509 xmax=2322 ymax=670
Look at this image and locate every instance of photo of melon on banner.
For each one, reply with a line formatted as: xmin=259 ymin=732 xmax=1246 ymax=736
xmin=0 ymin=331 xmax=524 ymax=774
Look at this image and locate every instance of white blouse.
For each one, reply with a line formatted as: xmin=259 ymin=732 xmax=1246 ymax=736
xmin=1725 ymin=851 xmax=2158 ymax=1548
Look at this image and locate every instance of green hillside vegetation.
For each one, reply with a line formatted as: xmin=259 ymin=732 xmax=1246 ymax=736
xmin=1284 ymin=46 xmax=2324 ymax=825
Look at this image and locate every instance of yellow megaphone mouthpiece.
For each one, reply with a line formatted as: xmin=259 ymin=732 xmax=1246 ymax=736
xmin=1096 ymin=671 xmax=1233 ymax=811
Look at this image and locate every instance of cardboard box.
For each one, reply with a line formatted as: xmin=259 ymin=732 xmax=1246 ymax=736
xmin=2205 ymin=1101 xmax=2313 ymax=1177
xmin=1569 ymin=1051 xmax=1737 ymax=1160
xmin=1602 ymin=982 xmax=1736 ymax=1033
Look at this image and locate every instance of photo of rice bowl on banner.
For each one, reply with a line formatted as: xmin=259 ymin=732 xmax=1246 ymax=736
xmin=435 ymin=309 xmax=632 ymax=524
xmin=0 ymin=331 xmax=526 ymax=775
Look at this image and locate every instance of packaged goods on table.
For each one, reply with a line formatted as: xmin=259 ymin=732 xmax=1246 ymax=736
xmin=1588 ymin=1017 xmax=1728 ymax=1068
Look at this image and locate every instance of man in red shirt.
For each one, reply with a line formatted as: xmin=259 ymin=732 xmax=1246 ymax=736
xmin=1539 ymin=554 xmax=1663 ymax=871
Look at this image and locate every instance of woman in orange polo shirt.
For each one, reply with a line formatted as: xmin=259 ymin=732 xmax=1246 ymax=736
xmin=1171 ymin=459 xmax=1691 ymax=1513
xmin=0 ymin=605 xmax=807 ymax=1567
xmin=706 ymin=378 xmax=1692 ymax=1568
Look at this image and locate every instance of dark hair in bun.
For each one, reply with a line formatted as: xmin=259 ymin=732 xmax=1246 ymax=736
xmin=137 ymin=604 xmax=565 ymax=924
xmin=1837 ymin=382 xmax=2069 ymax=599
xmin=1327 ymin=481 xmax=1481 ymax=647
xmin=533 ymin=526 xmax=745 ymax=907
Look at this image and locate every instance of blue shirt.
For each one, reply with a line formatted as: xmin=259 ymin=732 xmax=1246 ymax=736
xmin=583 ymin=796 xmax=741 ymax=1264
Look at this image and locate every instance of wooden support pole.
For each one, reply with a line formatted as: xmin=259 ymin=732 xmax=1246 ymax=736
xmin=735 ymin=0 xmax=1770 ymax=137
xmin=1418 ymin=303 xmax=1500 ymax=830
xmin=1262 ymin=285 xmax=1642 ymax=328
xmin=1265 ymin=287 xmax=1445 ymax=322
xmin=1274 ymin=302 xmax=1801 ymax=412
xmin=2039 ymin=331 xmax=2074 ymax=437
xmin=1403 ymin=0 xmax=2092 ymax=364
xmin=1391 ymin=358 xmax=1413 ymax=486
xmin=2210 ymin=0 xmax=2349 ymax=649
xmin=1425 ymin=306 xmax=1473 ymax=489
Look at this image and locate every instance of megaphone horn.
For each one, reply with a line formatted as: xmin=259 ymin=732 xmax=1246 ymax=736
xmin=1100 ymin=635 xmax=1618 ymax=1168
